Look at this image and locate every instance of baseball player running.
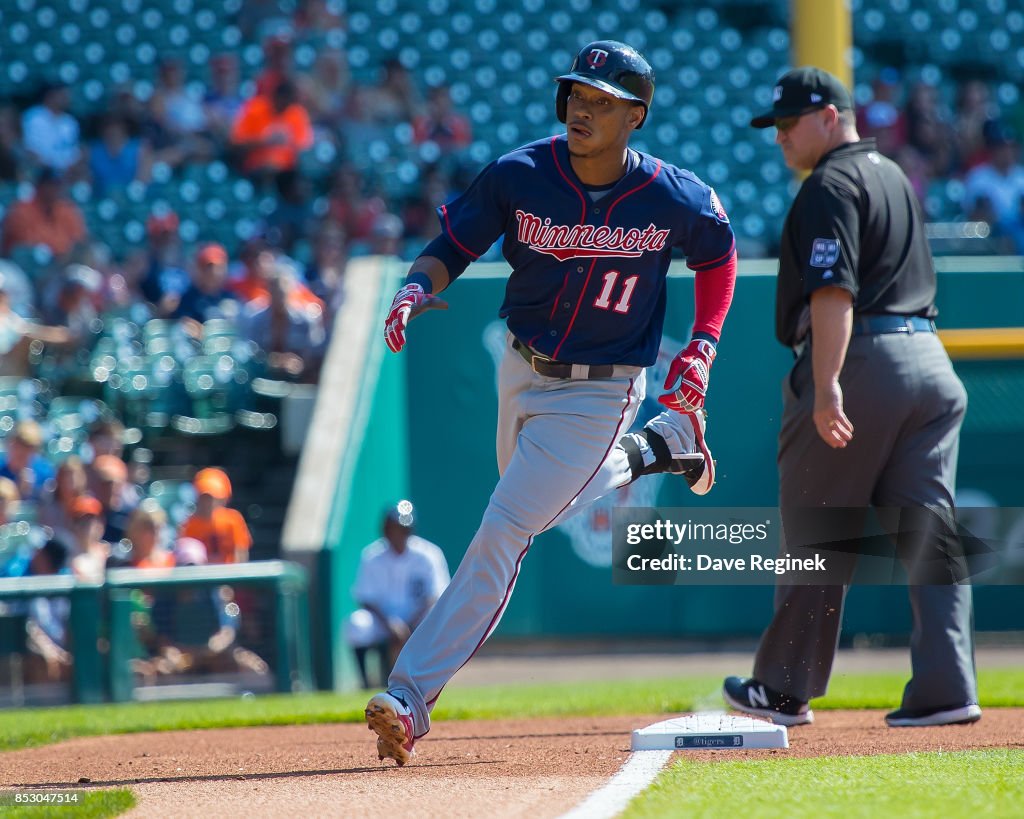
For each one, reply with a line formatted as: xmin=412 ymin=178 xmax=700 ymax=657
xmin=366 ymin=40 xmax=737 ymax=765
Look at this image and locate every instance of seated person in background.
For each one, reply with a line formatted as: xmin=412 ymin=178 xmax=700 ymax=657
xmin=122 ymin=503 xmax=175 ymax=569
xmin=239 ymin=264 xmax=326 ymax=381
xmin=90 ymin=454 xmax=139 ymax=545
xmin=38 ymin=455 xmax=88 ymax=544
xmin=0 ymin=476 xmax=19 ymax=532
xmin=24 ymin=537 xmax=74 ymax=684
xmin=21 ymin=81 xmax=82 ymax=177
xmin=88 ymin=114 xmax=153 ymax=196
xmin=171 ymin=243 xmax=240 ymax=332
xmin=179 ymin=468 xmax=252 ymax=564
xmin=0 ymin=420 xmax=54 ymax=502
xmin=1 ymin=167 xmax=87 ymax=259
xmin=345 ymin=501 xmax=450 ymax=689
xmin=0 ymin=274 xmax=72 ymax=377
xmin=68 ymin=495 xmax=109 ymax=582
xmin=230 ymin=78 xmax=314 ymax=184
xmin=134 ymin=211 xmax=191 ymax=314
xmin=412 ymin=85 xmax=472 ymax=154
xmin=135 ymin=536 xmax=269 ymax=677
xmin=229 ymin=239 xmax=324 ymax=311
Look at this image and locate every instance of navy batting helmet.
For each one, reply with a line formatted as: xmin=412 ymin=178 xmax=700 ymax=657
xmin=555 ymin=40 xmax=655 ymax=129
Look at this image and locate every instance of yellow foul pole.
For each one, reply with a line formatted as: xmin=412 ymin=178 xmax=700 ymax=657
xmin=791 ymin=0 xmax=853 ymax=89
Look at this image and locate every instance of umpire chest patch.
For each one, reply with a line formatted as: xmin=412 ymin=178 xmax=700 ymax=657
xmin=810 ymin=238 xmax=840 ymax=268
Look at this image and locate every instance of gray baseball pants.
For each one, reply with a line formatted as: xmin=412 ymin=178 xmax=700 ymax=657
xmin=389 ymin=333 xmax=646 ymax=736
xmin=753 ymin=330 xmax=978 ymax=709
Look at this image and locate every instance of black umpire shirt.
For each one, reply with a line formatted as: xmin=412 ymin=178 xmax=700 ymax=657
xmin=775 ymin=138 xmax=937 ymax=348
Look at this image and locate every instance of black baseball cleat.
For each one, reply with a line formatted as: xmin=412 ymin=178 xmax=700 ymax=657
xmin=619 ymin=410 xmax=715 ymax=495
xmin=722 ymin=676 xmax=814 ymax=726
xmin=885 ymin=702 xmax=982 ymax=727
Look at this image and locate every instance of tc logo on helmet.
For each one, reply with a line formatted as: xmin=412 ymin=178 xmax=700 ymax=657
xmin=586 ymin=48 xmax=609 ymax=68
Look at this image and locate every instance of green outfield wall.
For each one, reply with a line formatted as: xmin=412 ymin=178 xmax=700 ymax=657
xmin=398 ymin=258 xmax=1024 ymax=641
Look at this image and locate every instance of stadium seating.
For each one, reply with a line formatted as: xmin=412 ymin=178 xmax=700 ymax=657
xmin=1 ymin=0 xmax=1020 ymax=261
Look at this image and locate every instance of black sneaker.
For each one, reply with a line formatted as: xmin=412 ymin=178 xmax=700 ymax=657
xmin=885 ymin=703 xmax=982 ymax=727
xmin=722 ymin=676 xmax=814 ymax=726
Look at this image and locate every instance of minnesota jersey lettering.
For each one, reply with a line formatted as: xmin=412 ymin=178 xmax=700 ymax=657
xmin=515 ymin=210 xmax=671 ymax=260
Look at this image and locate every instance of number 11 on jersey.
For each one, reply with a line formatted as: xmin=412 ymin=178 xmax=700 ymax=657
xmin=593 ymin=270 xmax=639 ymax=314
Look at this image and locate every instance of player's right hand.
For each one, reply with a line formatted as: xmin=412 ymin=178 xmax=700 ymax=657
xmin=383 ymin=283 xmax=448 ymax=353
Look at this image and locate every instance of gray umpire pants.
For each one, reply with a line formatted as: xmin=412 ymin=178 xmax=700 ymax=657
xmin=752 ymin=330 xmax=978 ymax=709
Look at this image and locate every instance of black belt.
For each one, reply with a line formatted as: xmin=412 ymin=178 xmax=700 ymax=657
xmin=852 ymin=315 xmax=936 ymax=336
xmin=512 ymin=337 xmax=615 ymax=379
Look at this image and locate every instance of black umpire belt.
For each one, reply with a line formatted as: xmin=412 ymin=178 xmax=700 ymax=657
xmin=511 ymin=337 xmax=639 ymax=380
xmin=852 ymin=315 xmax=937 ymax=336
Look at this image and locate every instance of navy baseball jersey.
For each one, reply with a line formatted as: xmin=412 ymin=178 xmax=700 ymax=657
xmin=437 ymin=135 xmax=736 ymax=366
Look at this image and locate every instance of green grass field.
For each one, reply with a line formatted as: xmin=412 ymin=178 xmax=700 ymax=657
xmin=623 ymin=750 xmax=1024 ymax=819
xmin=2 ymin=789 xmax=135 ymax=819
xmin=0 ymin=668 xmax=1021 ymax=752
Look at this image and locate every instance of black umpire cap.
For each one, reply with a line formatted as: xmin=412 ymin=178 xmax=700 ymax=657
xmin=750 ymin=66 xmax=853 ymax=129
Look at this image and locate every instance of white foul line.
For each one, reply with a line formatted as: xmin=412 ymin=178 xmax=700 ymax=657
xmin=558 ymin=750 xmax=673 ymax=819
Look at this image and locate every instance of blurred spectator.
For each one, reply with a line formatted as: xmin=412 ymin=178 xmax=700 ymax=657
xmin=230 ymin=239 xmax=323 ymax=310
xmin=91 ymin=454 xmax=138 ymax=545
xmin=306 ymin=223 xmax=348 ymax=324
xmin=266 ymin=170 xmax=314 ymax=253
xmin=856 ymin=68 xmax=907 ymax=158
xmin=240 ymin=263 xmax=326 ymax=381
xmin=326 ymin=164 xmax=388 ymax=241
xmin=401 ymin=165 xmax=452 ymax=242
xmin=38 ymin=456 xmax=88 ymax=544
xmin=0 ymin=420 xmax=54 ymax=502
xmin=293 ymin=0 xmax=344 ymax=34
xmin=123 ymin=503 xmax=175 ymax=569
xmin=149 ymin=58 xmax=215 ymax=165
xmin=367 ymin=212 xmax=404 ymax=257
xmin=171 ymin=243 xmax=240 ymax=329
xmin=365 ymin=58 xmax=420 ymax=125
xmin=0 ymin=105 xmax=25 ymax=182
xmin=955 ymin=80 xmax=998 ymax=172
xmin=24 ymin=537 xmax=73 ymax=683
xmin=300 ymin=50 xmax=350 ymax=132
xmin=0 ymin=476 xmax=19 ymax=527
xmin=412 ymin=85 xmax=472 ymax=153
xmin=44 ymin=265 xmax=103 ymax=344
xmin=255 ymin=33 xmax=295 ymax=97
xmin=132 ymin=536 xmax=268 ymax=679
xmin=0 ymin=274 xmax=71 ymax=377
xmin=179 ymin=468 xmax=252 ymax=564
xmin=905 ymin=82 xmax=957 ymax=179
xmin=88 ymin=115 xmax=153 ymax=196
xmin=86 ymin=417 xmax=126 ymax=460
xmin=345 ymin=501 xmax=450 ymax=689
xmin=134 ymin=211 xmax=190 ymax=314
xmin=231 ymin=78 xmax=314 ymax=183
xmin=1 ymin=167 xmax=88 ymax=259
xmin=21 ymin=81 xmax=83 ymax=177
xmin=68 ymin=495 xmax=108 ymax=582
xmin=963 ymin=123 xmax=1024 ymax=253
xmin=204 ymin=54 xmax=246 ymax=148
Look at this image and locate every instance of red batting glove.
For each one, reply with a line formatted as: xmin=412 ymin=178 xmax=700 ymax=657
xmin=658 ymin=339 xmax=717 ymax=413
xmin=384 ymin=283 xmax=430 ymax=353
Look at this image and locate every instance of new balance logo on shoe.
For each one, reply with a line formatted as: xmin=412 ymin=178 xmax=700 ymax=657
xmin=747 ymin=684 xmax=770 ymax=709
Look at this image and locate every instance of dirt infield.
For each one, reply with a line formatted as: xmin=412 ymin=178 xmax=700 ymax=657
xmin=3 ymin=710 xmax=1022 ymax=818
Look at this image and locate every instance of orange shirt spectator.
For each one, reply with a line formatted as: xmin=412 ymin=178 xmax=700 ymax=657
xmin=2 ymin=169 xmax=86 ymax=257
xmin=179 ymin=468 xmax=252 ymax=563
xmin=230 ymin=80 xmax=313 ymax=175
xmin=230 ymin=240 xmax=324 ymax=312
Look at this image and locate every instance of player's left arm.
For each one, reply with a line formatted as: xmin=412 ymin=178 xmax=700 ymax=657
xmin=660 ymin=186 xmax=737 ymax=413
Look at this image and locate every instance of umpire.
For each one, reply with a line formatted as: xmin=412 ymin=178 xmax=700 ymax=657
xmin=722 ymin=67 xmax=981 ymax=728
